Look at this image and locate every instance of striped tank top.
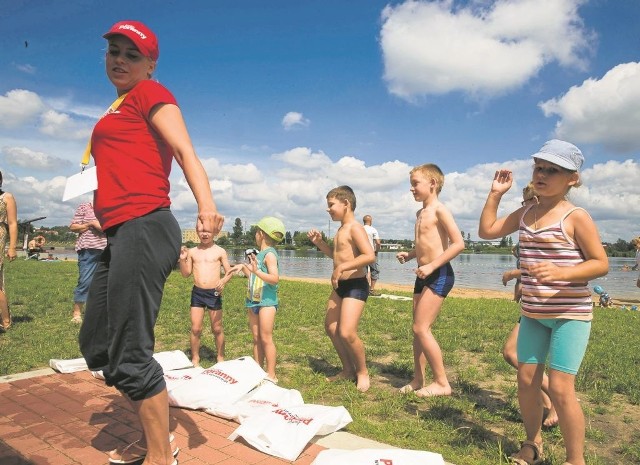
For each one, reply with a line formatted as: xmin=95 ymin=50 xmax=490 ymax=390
xmin=519 ymin=205 xmax=592 ymax=321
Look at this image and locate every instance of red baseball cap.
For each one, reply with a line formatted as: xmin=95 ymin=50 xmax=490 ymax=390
xmin=103 ymin=20 xmax=159 ymax=60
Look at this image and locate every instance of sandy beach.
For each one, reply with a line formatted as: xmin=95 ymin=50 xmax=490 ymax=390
xmin=281 ymin=275 xmax=513 ymax=300
xmin=281 ymin=275 xmax=640 ymax=306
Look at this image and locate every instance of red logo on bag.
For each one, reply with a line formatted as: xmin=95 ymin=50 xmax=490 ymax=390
xmin=273 ymin=408 xmax=313 ymax=425
xmin=375 ymin=460 xmax=393 ymax=465
xmin=202 ymin=368 xmax=238 ymax=384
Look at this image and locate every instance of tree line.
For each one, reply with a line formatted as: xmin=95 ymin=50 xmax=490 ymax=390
xmin=20 ymin=218 xmax=639 ymax=257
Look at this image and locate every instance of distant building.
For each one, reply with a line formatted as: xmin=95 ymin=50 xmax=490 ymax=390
xmin=380 ymin=242 xmax=403 ymax=250
xmin=181 ymin=229 xmax=229 ymax=243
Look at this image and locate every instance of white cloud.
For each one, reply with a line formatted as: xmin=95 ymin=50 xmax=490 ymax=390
xmin=1 ymin=146 xmax=73 ymax=171
xmin=2 ymin=149 xmax=636 ymax=245
xmin=380 ymin=0 xmax=592 ymax=100
xmin=281 ymin=111 xmax=310 ymax=130
xmin=14 ymin=63 xmax=36 ymax=74
xmin=0 ymin=89 xmax=45 ymax=128
xmin=539 ymin=62 xmax=640 ymax=152
xmin=39 ymin=110 xmax=92 ymax=140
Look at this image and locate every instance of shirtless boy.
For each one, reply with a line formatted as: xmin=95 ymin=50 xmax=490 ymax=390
xmin=308 ymin=185 xmax=375 ymax=392
xmin=396 ymin=164 xmax=464 ymax=397
xmin=179 ymin=230 xmax=235 ymax=366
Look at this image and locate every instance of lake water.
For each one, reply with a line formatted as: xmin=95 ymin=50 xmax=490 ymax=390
xmin=47 ymin=247 xmax=639 ymax=299
xmin=226 ymin=250 xmax=639 ymax=300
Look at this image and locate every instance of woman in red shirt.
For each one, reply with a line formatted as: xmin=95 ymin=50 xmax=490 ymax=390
xmin=79 ymin=21 xmax=223 ymax=465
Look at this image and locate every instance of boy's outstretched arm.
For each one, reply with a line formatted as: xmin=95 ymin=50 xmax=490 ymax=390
xmin=308 ymin=229 xmax=333 ymax=258
xmin=478 ymin=170 xmax=520 ymax=239
xmin=178 ymin=246 xmax=193 ymax=277
xmin=217 ymin=250 xmax=236 ymax=289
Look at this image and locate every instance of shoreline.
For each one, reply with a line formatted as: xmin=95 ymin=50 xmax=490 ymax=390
xmin=281 ymin=275 xmax=514 ymax=300
xmin=280 ymin=275 xmax=640 ymax=305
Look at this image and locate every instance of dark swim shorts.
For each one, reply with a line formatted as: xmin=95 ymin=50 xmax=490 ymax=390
xmin=335 ymin=277 xmax=370 ymax=302
xmin=413 ymin=262 xmax=455 ymax=298
xmin=190 ymin=286 xmax=222 ymax=310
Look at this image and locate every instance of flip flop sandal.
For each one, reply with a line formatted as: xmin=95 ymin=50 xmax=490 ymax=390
xmin=510 ymin=440 xmax=543 ymax=465
xmin=108 ymin=434 xmax=179 ymax=464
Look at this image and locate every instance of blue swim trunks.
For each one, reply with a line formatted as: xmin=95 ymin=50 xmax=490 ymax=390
xmin=190 ymin=286 xmax=222 ymax=310
xmin=413 ymin=262 xmax=455 ymax=298
xmin=335 ymin=277 xmax=369 ymax=302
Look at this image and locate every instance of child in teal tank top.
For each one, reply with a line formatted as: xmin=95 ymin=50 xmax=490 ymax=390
xmin=238 ymin=216 xmax=285 ymax=384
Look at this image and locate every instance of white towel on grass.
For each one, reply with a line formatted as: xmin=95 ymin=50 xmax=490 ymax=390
xmin=311 ymin=448 xmax=445 ymax=465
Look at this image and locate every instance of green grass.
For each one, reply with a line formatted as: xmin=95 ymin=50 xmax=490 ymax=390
xmin=2 ymin=260 xmax=640 ymax=465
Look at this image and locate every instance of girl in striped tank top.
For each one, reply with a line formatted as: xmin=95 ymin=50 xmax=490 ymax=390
xmin=479 ymin=140 xmax=608 ymax=465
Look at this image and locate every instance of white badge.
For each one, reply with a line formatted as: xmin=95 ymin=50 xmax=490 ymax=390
xmin=62 ymin=166 xmax=97 ymax=201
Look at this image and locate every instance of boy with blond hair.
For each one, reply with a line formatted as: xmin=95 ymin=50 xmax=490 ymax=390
xmin=396 ymin=164 xmax=465 ymax=397
xmin=179 ymin=230 xmax=235 ymax=366
xmin=308 ymin=186 xmax=376 ymax=392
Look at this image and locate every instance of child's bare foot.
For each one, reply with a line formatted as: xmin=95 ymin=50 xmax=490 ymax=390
xmin=192 ymin=359 xmax=201 ymax=368
xmin=543 ymin=405 xmax=559 ymax=427
xmin=356 ymin=373 xmax=370 ymax=392
xmin=216 ymin=356 xmax=225 ymax=363
xmin=399 ymin=380 xmax=423 ymax=394
xmin=415 ymin=382 xmax=452 ymax=398
xmin=326 ymin=371 xmax=355 ymax=382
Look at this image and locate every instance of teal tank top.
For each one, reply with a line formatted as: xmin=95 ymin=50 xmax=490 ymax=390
xmin=246 ymin=247 xmax=279 ymax=307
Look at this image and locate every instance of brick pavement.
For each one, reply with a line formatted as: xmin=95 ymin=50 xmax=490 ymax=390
xmin=0 ymin=370 xmax=324 ymax=465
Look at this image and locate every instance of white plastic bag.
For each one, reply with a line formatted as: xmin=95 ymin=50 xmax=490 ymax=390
xmin=49 ymin=350 xmax=192 ymax=375
xmin=165 ymin=356 xmax=266 ymax=410
xmin=153 ymin=350 xmax=193 ymax=371
xmin=311 ymin=448 xmax=445 ymax=465
xmin=228 ymin=403 xmax=352 ymax=461
xmin=49 ymin=357 xmax=88 ymax=373
xmin=206 ymin=380 xmax=304 ymax=423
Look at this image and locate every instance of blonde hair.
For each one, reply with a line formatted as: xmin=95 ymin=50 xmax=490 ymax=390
xmin=410 ymin=163 xmax=445 ymax=194
xmin=522 ymin=182 xmax=537 ymax=202
xmin=631 ymin=236 xmax=640 ymax=247
xmin=327 ymin=185 xmax=357 ymax=211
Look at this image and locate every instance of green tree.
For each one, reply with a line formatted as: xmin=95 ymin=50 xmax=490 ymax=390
xmin=232 ymin=218 xmax=243 ymax=242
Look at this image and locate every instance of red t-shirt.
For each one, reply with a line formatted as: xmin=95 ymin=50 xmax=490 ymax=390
xmin=92 ymin=80 xmax=177 ymax=230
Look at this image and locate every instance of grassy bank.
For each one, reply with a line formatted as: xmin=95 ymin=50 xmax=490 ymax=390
xmin=1 ymin=260 xmax=639 ymax=464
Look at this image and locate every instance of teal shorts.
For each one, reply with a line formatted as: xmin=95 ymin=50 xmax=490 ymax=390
xmin=517 ymin=316 xmax=591 ymax=375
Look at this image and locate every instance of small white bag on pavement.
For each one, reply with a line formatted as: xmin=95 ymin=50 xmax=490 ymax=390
xmin=311 ymin=448 xmax=445 ymax=465
xmin=228 ymin=403 xmax=353 ymax=461
xmin=206 ymin=380 xmax=304 ymax=423
xmin=165 ymin=356 xmax=266 ymax=410
xmin=153 ymin=350 xmax=193 ymax=371
xmin=49 ymin=357 xmax=88 ymax=373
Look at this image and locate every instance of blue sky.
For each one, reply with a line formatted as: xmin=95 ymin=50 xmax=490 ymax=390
xmin=1 ymin=0 xmax=638 ymax=243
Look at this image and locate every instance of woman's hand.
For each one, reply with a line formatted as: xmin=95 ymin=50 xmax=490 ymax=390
xmin=197 ymin=209 xmax=224 ymax=236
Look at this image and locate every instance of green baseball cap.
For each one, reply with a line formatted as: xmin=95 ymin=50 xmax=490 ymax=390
xmin=255 ymin=216 xmax=286 ymax=242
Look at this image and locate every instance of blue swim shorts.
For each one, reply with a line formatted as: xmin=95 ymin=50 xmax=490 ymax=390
xmin=413 ymin=262 xmax=455 ymax=298
xmin=335 ymin=277 xmax=369 ymax=302
xmin=190 ymin=286 xmax=222 ymax=310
